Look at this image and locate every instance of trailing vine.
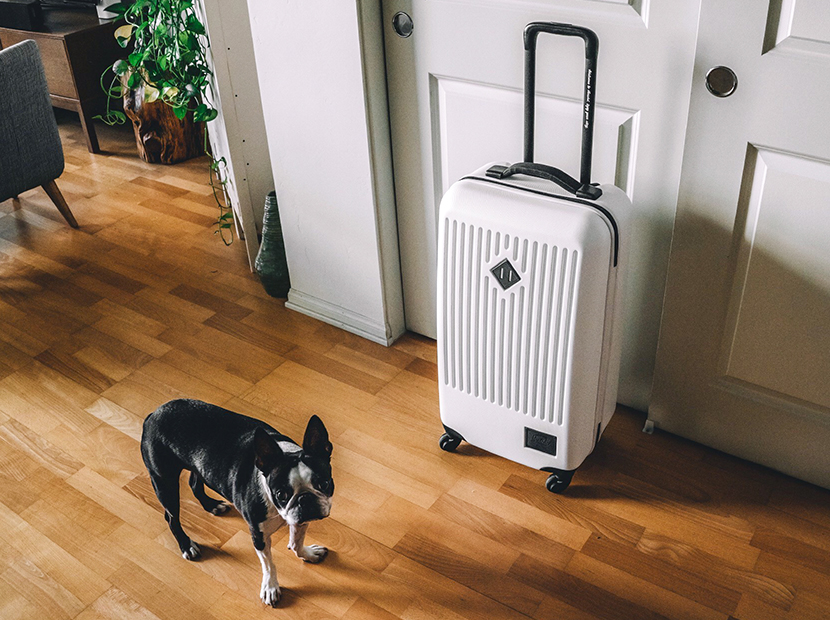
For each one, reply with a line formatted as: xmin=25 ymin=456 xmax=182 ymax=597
xmin=97 ymin=0 xmax=234 ymax=244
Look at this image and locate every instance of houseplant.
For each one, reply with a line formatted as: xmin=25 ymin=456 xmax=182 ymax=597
xmin=98 ymin=0 xmax=234 ymax=243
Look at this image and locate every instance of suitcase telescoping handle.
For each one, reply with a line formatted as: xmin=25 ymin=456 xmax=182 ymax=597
xmin=487 ymin=22 xmax=602 ymax=201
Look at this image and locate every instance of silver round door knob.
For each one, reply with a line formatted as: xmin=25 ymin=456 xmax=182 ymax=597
xmin=705 ymin=66 xmax=738 ymax=98
xmin=392 ymin=11 xmax=413 ymax=38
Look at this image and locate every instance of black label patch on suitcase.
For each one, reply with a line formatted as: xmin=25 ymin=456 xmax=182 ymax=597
xmin=491 ymin=259 xmax=521 ymax=290
xmin=524 ymin=427 xmax=557 ymax=456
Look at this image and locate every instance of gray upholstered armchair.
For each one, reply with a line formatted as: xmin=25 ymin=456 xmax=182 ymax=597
xmin=0 ymin=39 xmax=78 ymax=228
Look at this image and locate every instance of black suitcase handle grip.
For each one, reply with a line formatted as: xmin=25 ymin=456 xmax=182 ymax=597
xmin=486 ymin=162 xmax=602 ymax=200
xmin=522 ymin=22 xmax=601 ymax=199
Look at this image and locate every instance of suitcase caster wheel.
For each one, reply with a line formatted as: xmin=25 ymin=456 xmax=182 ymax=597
xmin=545 ymin=470 xmax=574 ymax=494
xmin=439 ymin=433 xmax=461 ymax=452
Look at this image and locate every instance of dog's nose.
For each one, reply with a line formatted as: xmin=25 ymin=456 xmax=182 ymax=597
xmin=296 ymin=492 xmax=323 ymax=522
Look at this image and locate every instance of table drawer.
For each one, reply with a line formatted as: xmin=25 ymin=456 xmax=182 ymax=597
xmin=0 ymin=31 xmax=77 ymax=98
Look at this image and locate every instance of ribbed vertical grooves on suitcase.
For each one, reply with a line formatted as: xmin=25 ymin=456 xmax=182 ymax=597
xmin=442 ymin=217 xmax=579 ymax=425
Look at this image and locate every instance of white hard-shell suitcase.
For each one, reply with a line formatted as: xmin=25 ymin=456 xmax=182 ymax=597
xmin=436 ymin=23 xmax=630 ymax=493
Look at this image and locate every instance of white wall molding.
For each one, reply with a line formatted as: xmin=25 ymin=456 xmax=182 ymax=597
xmin=287 ymin=290 xmax=395 ymax=346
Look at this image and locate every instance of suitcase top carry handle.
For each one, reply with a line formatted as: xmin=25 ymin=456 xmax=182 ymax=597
xmin=488 ymin=22 xmax=602 ymax=201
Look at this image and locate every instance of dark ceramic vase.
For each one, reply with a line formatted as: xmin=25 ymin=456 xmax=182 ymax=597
xmin=254 ymin=191 xmax=290 ymax=298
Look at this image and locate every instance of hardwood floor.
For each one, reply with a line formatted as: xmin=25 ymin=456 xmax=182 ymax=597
xmin=1 ymin=114 xmax=829 ymax=620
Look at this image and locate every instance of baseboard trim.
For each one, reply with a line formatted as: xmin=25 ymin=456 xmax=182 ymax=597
xmin=286 ymin=289 xmax=397 ymax=346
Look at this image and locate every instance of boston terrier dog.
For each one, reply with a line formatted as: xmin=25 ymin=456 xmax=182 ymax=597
xmin=140 ymin=399 xmax=334 ymax=606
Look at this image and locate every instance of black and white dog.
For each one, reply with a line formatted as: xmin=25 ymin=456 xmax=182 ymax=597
xmin=140 ymin=399 xmax=334 ymax=606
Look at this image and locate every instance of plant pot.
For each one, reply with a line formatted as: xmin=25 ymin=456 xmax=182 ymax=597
xmin=123 ymin=82 xmax=204 ymax=164
xmin=255 ymin=191 xmax=291 ymax=298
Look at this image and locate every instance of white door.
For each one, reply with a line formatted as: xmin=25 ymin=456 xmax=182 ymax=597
xmin=383 ymin=0 xmax=701 ymax=410
xmin=650 ymin=0 xmax=830 ymax=488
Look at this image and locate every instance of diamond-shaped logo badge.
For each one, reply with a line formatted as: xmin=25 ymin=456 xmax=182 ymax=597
xmin=491 ymin=259 xmax=521 ymax=290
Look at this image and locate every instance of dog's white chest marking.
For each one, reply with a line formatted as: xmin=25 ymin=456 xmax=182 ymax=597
xmin=257 ymin=472 xmax=286 ymax=536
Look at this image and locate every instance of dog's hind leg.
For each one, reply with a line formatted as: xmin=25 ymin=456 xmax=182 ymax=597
xmin=149 ymin=471 xmax=201 ymax=560
xmin=188 ymin=470 xmax=231 ymax=515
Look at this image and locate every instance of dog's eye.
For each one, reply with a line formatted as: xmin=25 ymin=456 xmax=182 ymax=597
xmin=276 ymin=488 xmax=291 ymax=503
xmin=318 ymin=479 xmax=331 ymax=493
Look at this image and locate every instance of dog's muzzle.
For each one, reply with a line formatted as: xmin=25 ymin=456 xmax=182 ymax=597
xmin=294 ymin=491 xmax=327 ymax=524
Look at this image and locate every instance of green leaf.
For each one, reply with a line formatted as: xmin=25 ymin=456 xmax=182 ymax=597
xmin=114 ymin=24 xmax=133 ymax=47
xmin=128 ymin=51 xmax=144 ymax=66
xmin=127 ymin=72 xmax=141 ymax=88
xmin=102 ymin=1 xmax=132 ymax=16
xmin=193 ymin=103 xmax=208 ymax=122
xmin=112 ymin=59 xmax=130 ymax=76
xmin=186 ymin=14 xmax=206 ymax=35
xmin=205 ymin=108 xmax=218 ymax=122
xmin=107 ymin=84 xmax=126 ymax=97
xmin=178 ymin=31 xmax=197 ymax=50
xmin=94 ymin=110 xmax=128 ymax=125
xmin=173 ymin=105 xmax=188 ymax=120
xmin=143 ymin=84 xmax=160 ymax=103
xmin=161 ymin=85 xmax=179 ymax=99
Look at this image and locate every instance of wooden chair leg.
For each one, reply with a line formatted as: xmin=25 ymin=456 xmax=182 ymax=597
xmin=42 ymin=180 xmax=79 ymax=228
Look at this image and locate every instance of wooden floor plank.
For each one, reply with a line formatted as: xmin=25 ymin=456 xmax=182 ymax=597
xmin=0 ymin=112 xmax=828 ymax=620
xmin=500 ymin=473 xmax=646 ymax=546
xmin=0 ymin=501 xmax=112 ymax=609
xmin=635 ymin=530 xmax=795 ymax=610
xmin=76 ymin=587 xmax=164 ymax=620
xmin=394 ymin=531 xmax=544 ymax=616
xmin=563 ymin=553 xmax=730 ymax=620
xmin=579 ymin=533 xmax=742 ymax=614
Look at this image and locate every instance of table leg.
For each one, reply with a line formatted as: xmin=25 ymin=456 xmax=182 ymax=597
xmin=77 ymin=101 xmax=100 ymax=154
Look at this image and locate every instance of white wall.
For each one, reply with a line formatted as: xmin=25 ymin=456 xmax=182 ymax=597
xmin=246 ymin=0 xmax=404 ymax=345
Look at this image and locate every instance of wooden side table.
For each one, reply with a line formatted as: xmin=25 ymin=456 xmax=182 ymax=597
xmin=0 ymin=9 xmax=123 ymax=153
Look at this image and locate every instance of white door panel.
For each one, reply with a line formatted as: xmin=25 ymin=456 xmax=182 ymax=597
xmin=764 ymin=0 xmax=830 ymax=56
xmin=722 ymin=147 xmax=830 ymax=410
xmin=384 ymin=0 xmax=700 ymax=409
xmin=651 ymin=0 xmax=830 ymax=488
xmin=435 ymin=78 xmax=638 ymax=197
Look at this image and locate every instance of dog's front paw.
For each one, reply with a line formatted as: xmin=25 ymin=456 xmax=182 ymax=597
xmin=299 ymin=545 xmax=328 ymax=563
xmin=260 ymin=581 xmax=281 ymax=607
xmin=181 ymin=541 xmax=201 ymax=561
xmin=211 ymin=502 xmax=231 ymax=516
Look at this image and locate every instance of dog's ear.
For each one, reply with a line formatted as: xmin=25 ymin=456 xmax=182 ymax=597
xmin=254 ymin=427 xmax=284 ymax=472
xmin=303 ymin=415 xmax=332 ymax=461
